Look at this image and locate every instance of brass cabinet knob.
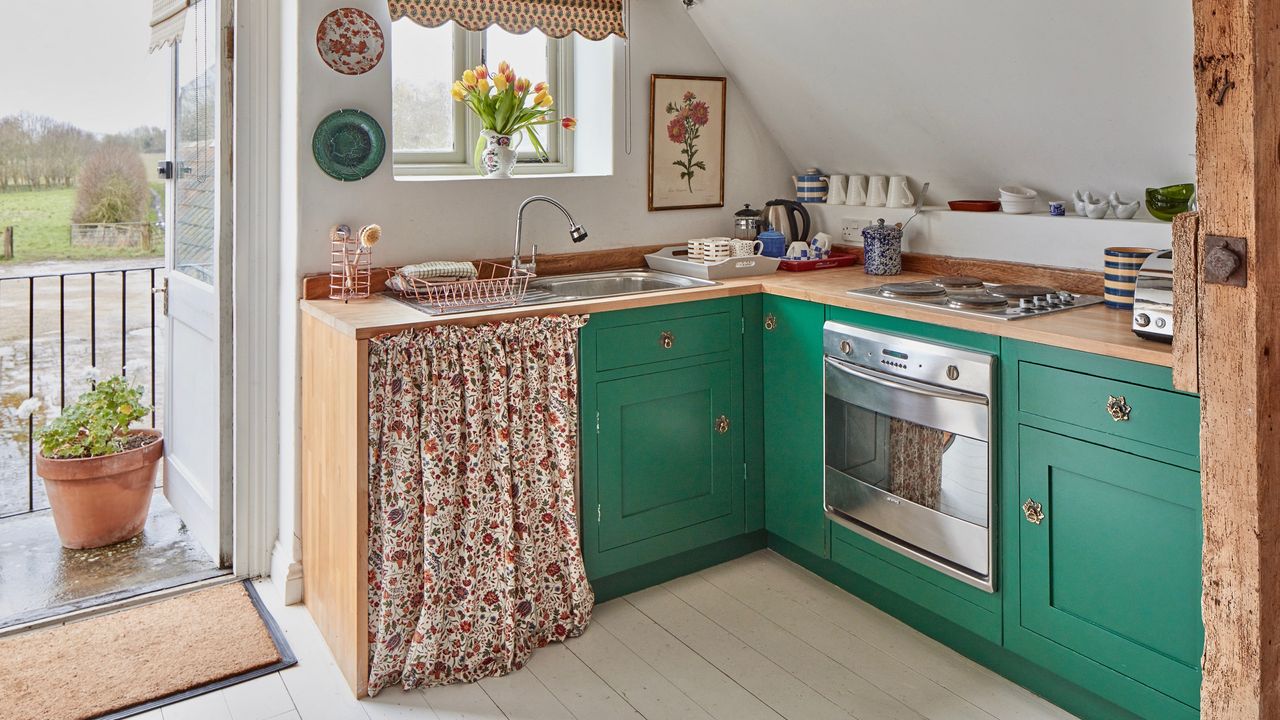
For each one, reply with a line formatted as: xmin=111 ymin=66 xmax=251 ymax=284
xmin=1106 ymin=395 xmax=1131 ymax=422
xmin=715 ymin=415 xmax=730 ymax=434
xmin=1022 ymin=498 xmax=1044 ymax=525
xmin=764 ymin=314 xmax=777 ymax=331
xmin=659 ymin=330 xmax=675 ymax=349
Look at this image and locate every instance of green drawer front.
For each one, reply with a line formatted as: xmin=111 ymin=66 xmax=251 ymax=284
xmin=1018 ymin=361 xmax=1199 ymax=457
xmin=594 ymin=309 xmax=733 ymax=371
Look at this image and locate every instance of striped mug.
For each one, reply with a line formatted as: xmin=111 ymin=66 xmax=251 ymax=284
xmin=1103 ymin=247 xmax=1156 ymax=309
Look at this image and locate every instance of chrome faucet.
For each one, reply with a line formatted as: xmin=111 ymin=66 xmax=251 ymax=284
xmin=511 ymin=195 xmax=588 ymax=275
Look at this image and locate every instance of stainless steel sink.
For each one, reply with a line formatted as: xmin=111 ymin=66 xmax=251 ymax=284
xmin=520 ymin=269 xmax=716 ymax=305
xmin=385 ymin=269 xmax=717 ymax=315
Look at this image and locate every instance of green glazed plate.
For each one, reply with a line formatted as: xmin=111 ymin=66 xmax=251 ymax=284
xmin=312 ymin=109 xmax=385 ymax=181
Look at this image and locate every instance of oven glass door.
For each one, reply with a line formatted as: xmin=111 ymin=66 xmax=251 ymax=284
xmin=823 ymin=356 xmax=992 ymax=581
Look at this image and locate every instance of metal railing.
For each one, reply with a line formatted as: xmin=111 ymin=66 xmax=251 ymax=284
xmin=0 ymin=264 xmax=165 ymax=518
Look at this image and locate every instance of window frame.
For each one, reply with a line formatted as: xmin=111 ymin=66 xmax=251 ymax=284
xmin=392 ymin=25 xmax=576 ymax=177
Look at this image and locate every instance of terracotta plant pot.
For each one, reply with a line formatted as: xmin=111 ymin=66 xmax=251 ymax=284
xmin=35 ymin=430 xmax=164 ymax=550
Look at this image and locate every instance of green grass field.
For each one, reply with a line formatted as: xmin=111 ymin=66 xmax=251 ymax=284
xmin=0 ymin=186 xmax=165 ymax=263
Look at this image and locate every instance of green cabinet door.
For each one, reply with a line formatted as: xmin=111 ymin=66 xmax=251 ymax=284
xmin=762 ymin=295 xmax=827 ymax=557
xmin=587 ymin=359 xmax=744 ymax=576
xmin=1017 ymin=425 xmax=1203 ymax=711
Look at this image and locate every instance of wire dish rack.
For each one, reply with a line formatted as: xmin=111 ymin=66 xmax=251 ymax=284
xmin=389 ymin=262 xmax=534 ymax=314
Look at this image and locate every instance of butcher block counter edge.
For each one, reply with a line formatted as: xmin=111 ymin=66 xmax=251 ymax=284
xmin=299 ymin=267 xmax=1172 ymax=367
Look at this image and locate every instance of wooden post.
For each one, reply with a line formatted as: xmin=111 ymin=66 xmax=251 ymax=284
xmin=1189 ymin=0 xmax=1280 ymax=716
xmin=2 ymin=226 xmax=13 ymax=260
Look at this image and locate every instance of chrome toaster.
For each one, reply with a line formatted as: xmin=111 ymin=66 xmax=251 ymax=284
xmin=1132 ymin=249 xmax=1173 ymax=342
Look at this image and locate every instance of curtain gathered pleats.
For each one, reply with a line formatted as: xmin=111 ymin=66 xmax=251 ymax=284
xmin=366 ymin=315 xmax=594 ymax=694
xmin=149 ymin=0 xmax=190 ymax=52
xmin=388 ymin=0 xmax=626 ymax=40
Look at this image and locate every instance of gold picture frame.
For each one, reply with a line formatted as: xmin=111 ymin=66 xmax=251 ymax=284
xmin=647 ymin=74 xmax=727 ymax=211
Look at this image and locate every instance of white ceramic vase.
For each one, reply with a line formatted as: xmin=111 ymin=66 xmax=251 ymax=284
xmin=478 ymin=130 xmax=518 ymax=178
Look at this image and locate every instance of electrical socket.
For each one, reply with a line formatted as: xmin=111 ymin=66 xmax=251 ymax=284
xmin=841 ymin=217 xmax=873 ymax=245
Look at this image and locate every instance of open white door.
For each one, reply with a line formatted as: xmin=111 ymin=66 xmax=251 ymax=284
xmin=162 ymin=0 xmax=233 ymax=566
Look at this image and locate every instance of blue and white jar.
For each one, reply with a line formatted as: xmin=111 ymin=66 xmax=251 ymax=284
xmin=862 ymin=219 xmax=903 ymax=276
xmin=793 ymin=168 xmax=829 ymax=203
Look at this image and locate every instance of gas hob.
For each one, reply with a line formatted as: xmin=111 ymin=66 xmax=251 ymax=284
xmin=848 ymin=276 xmax=1105 ymax=321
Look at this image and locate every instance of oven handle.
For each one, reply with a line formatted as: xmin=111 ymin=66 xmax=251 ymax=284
xmin=824 ymin=356 xmax=988 ymax=405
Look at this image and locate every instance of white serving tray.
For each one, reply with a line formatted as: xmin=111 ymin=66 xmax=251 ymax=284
xmin=644 ymin=246 xmax=780 ymax=280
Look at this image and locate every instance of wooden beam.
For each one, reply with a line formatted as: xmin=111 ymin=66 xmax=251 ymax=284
xmin=1171 ymin=212 xmax=1199 ymax=393
xmin=1190 ymin=0 xmax=1280 ymax=716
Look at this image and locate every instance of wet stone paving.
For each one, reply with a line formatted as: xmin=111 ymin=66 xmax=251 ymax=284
xmin=0 ymin=490 xmax=225 ymax=628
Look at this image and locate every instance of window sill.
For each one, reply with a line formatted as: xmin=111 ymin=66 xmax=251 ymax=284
xmin=392 ymin=165 xmax=611 ymax=182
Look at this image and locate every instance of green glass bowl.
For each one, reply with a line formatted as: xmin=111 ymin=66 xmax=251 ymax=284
xmin=1144 ymin=183 xmax=1195 ymax=222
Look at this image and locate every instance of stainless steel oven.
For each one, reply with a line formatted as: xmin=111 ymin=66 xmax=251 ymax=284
xmin=823 ymin=322 xmax=996 ymax=592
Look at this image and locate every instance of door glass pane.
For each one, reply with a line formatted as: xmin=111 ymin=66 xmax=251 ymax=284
xmin=484 ymin=28 xmax=551 ymax=152
xmin=173 ymin=1 xmax=217 ymax=284
xmin=392 ymin=23 xmax=456 ymax=152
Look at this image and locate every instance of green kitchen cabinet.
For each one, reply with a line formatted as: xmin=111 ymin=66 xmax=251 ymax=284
xmin=1002 ymin=340 xmax=1202 ymax=720
xmin=762 ymin=295 xmax=827 ymax=557
xmin=579 ymin=298 xmax=750 ymax=588
xmin=1011 ymin=427 xmax=1202 ymax=716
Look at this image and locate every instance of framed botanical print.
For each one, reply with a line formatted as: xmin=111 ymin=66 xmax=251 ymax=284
xmin=648 ymin=74 xmax=727 ymax=211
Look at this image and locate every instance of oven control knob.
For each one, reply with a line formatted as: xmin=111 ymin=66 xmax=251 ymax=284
xmin=1134 ymin=312 xmax=1151 ymax=328
xmin=839 ymin=340 xmax=852 ymax=354
xmin=1019 ymin=298 xmax=1034 ymax=310
xmin=946 ymin=365 xmax=960 ymax=381
xmin=1034 ymin=295 xmax=1051 ymax=308
xmin=1154 ymin=317 xmax=1167 ymax=329
xmin=1057 ymin=291 xmax=1075 ymax=304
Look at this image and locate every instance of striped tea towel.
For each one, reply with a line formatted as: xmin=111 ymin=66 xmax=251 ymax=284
xmin=398 ymin=261 xmax=479 ymax=280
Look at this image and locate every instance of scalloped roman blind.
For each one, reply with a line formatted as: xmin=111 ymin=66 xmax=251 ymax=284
xmin=388 ymin=0 xmax=626 ymax=40
xmin=150 ymin=0 xmax=191 ymax=52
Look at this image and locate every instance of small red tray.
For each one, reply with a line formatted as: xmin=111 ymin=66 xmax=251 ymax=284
xmin=777 ymin=251 xmax=859 ymax=272
xmin=947 ymin=200 xmax=1001 ymax=212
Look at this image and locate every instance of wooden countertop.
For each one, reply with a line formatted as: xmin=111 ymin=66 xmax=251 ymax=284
xmin=300 ymin=267 xmax=1173 ymax=367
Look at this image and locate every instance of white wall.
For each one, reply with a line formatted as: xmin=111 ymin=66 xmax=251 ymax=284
xmin=272 ymin=0 xmax=793 ymax=595
xmin=687 ymin=0 xmax=1197 ymax=205
xmin=292 ymin=0 xmax=792 ymax=273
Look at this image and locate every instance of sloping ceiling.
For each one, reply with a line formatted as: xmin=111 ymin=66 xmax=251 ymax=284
xmin=687 ymin=0 xmax=1196 ymax=204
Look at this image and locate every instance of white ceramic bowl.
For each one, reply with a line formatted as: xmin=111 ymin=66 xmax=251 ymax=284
xmin=1000 ymin=197 xmax=1037 ymax=214
xmin=998 ymin=185 xmax=1037 ymax=199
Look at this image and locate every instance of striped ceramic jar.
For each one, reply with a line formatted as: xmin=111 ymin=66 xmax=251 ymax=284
xmin=794 ymin=168 xmax=829 ymax=203
xmin=1103 ymin=247 xmax=1156 ymax=309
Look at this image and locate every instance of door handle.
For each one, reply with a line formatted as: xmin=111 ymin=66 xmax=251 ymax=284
xmin=715 ymin=415 xmax=730 ymax=434
xmin=764 ymin=313 xmax=777 ymax=331
xmin=1022 ymin=498 xmax=1044 ymax=525
xmin=659 ymin=330 xmax=675 ymax=349
xmin=152 ymin=277 xmax=169 ymax=316
xmin=1105 ymin=395 xmax=1131 ymax=422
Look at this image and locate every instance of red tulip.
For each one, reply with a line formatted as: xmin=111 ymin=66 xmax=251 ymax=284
xmin=561 ymin=116 xmax=577 ymax=130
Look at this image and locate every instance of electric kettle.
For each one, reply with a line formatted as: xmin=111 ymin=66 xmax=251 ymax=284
xmin=764 ymin=199 xmax=812 ymax=253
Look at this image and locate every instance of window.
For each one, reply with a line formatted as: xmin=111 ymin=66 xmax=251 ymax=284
xmin=392 ymin=23 xmax=575 ymax=175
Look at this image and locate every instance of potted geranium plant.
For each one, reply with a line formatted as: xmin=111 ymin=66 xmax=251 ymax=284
xmin=451 ymin=60 xmax=576 ymax=178
xmin=33 ymin=371 xmax=162 ymax=549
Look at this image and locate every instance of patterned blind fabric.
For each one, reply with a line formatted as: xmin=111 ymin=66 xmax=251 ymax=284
xmin=150 ymin=0 xmax=191 ymax=52
xmin=388 ymin=0 xmax=626 ymax=40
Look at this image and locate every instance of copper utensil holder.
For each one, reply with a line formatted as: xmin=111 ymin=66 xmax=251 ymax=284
xmin=329 ymin=227 xmax=370 ymax=301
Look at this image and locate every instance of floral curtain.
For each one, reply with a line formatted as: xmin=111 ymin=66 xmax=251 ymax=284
xmin=388 ymin=0 xmax=626 ymax=40
xmin=366 ymin=315 xmax=594 ymax=693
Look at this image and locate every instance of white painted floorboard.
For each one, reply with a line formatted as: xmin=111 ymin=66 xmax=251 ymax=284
xmin=157 ymin=551 xmax=1077 ymax=720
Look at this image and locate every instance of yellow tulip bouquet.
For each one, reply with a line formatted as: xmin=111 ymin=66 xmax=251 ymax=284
xmin=452 ymin=61 xmax=576 ymax=175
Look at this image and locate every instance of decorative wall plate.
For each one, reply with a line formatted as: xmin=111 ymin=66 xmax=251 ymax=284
xmin=312 ymin=109 xmax=385 ymax=181
xmin=316 ymin=8 xmax=385 ymax=76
